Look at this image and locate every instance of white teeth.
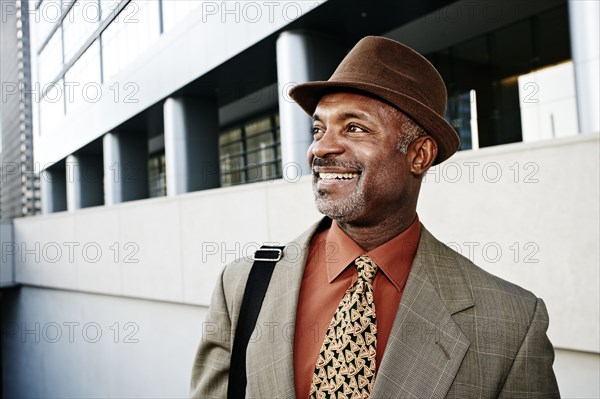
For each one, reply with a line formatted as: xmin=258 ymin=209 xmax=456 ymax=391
xmin=318 ymin=172 xmax=358 ymax=180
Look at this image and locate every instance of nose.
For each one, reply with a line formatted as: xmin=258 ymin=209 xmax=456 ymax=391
xmin=308 ymin=131 xmax=344 ymax=162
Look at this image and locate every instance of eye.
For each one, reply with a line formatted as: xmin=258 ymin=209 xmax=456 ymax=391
xmin=348 ymin=123 xmax=367 ymax=133
xmin=348 ymin=124 xmax=365 ymax=133
xmin=312 ymin=126 xmax=324 ymax=137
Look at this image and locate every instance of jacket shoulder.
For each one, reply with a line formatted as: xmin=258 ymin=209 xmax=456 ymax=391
xmin=419 ymin=226 xmax=539 ymax=322
xmin=219 ymin=218 xmax=324 ymax=313
xmin=419 ymin=228 xmax=558 ymax=397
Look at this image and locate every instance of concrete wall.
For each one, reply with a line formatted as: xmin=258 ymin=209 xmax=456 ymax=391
xmin=4 ymin=133 xmax=599 ymax=397
xmin=2 ymin=286 xmax=205 ymax=398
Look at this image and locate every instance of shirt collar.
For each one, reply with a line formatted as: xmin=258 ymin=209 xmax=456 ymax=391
xmin=325 ymin=215 xmax=421 ymax=292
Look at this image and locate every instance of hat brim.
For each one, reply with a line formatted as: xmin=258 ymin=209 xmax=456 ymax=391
xmin=289 ymin=80 xmax=460 ymax=165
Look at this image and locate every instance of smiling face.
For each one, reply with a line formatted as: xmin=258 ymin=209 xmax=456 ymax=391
xmin=308 ymin=91 xmax=430 ymax=227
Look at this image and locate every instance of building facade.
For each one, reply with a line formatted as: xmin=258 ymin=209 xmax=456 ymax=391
xmin=1 ymin=0 xmax=599 ymax=397
xmin=0 ymin=0 xmax=40 ymax=220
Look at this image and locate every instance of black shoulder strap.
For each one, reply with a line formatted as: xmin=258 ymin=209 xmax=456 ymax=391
xmin=227 ymin=245 xmax=285 ymax=399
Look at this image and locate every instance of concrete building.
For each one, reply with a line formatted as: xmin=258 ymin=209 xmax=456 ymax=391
xmin=1 ymin=0 xmax=598 ymax=397
xmin=0 ymin=0 xmax=40 ymax=220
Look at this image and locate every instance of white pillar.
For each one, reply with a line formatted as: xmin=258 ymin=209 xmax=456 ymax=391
xmin=276 ymin=31 xmax=344 ymax=176
xmin=569 ymin=0 xmax=600 ymax=133
xmin=103 ymin=133 xmax=122 ymax=205
xmin=40 ymin=170 xmax=53 ymax=214
xmin=66 ymin=154 xmax=103 ymax=211
xmin=40 ymin=166 xmax=66 ymax=214
xmin=103 ymin=132 xmax=148 ymax=205
xmin=163 ymin=97 xmax=220 ymax=196
xmin=66 ymin=154 xmax=81 ymax=211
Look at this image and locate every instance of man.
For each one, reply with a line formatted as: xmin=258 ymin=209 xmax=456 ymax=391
xmin=191 ymin=36 xmax=559 ymax=398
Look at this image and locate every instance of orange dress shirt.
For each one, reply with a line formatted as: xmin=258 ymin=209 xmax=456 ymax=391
xmin=293 ymin=216 xmax=421 ymax=399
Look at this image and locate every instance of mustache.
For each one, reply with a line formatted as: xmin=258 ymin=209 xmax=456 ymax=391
xmin=311 ymin=157 xmax=363 ymax=171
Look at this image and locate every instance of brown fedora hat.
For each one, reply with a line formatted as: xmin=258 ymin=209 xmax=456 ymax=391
xmin=289 ymin=36 xmax=460 ymax=165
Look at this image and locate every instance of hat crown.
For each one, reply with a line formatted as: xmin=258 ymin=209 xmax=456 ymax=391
xmin=330 ymin=36 xmax=448 ymax=116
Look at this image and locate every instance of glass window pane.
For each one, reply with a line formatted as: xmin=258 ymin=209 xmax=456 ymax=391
xmin=38 ymin=27 xmax=63 ymax=88
xmin=274 ymin=114 xmax=281 ymax=162
xmin=221 ymin=172 xmax=243 ymax=187
xmin=220 ymin=154 xmax=245 ymax=187
xmin=100 ymin=10 xmax=119 ymax=81
xmin=220 ymin=127 xmax=244 ymax=186
xmin=246 ymin=116 xmax=275 ymax=182
xmin=220 ymin=142 xmax=243 ymax=158
xmin=63 ymin=0 xmax=100 ymax=64
xmin=219 ymin=128 xmax=242 ymax=145
xmin=148 ymin=153 xmax=166 ymax=198
xmin=64 ymin=40 xmax=101 ymax=114
xmin=491 ymin=20 xmax=533 ymax=79
xmin=275 ymin=128 xmax=281 ymax=160
xmin=220 ymin=143 xmax=244 ymax=160
xmin=100 ymin=0 xmax=121 ymax=22
xmin=36 ymin=1 xmax=62 ymax=43
xmin=446 ymin=91 xmax=473 ymax=150
xmin=450 ymin=36 xmax=488 ymax=89
xmin=162 ymin=0 xmax=202 ymax=32
xmin=220 ymin=154 xmax=244 ymax=168
xmin=219 ymin=112 xmax=281 ymax=186
xmin=219 ymin=127 xmax=244 ymax=187
xmin=101 ymin=0 xmax=160 ymax=82
xmin=246 ymin=132 xmax=274 ymax=164
xmin=534 ymin=6 xmax=571 ymax=67
xmin=245 ymin=117 xmax=271 ymax=137
xmin=220 ymin=146 xmax=244 ymax=167
xmin=246 ymin=131 xmax=273 ymax=150
xmin=63 ymin=0 xmax=76 ymax=10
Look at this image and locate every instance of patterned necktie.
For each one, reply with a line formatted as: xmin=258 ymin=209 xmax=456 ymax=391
xmin=309 ymin=255 xmax=379 ymax=399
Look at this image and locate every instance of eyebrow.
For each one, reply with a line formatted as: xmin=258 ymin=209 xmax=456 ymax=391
xmin=312 ymin=110 xmax=374 ymax=123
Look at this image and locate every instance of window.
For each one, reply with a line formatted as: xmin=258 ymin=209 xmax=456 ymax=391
xmin=62 ymin=0 xmax=100 ymax=65
xmin=219 ymin=113 xmax=281 ymax=187
xmin=37 ymin=27 xmax=63 ymax=89
xmin=101 ymin=0 xmax=160 ymax=82
xmin=426 ymin=4 xmax=571 ymax=149
xmin=36 ymin=0 xmax=63 ymax=44
xmin=161 ymin=0 xmax=202 ymax=32
xmin=99 ymin=0 xmax=121 ymax=22
xmin=148 ymin=152 xmax=166 ymax=197
xmin=446 ymin=90 xmax=478 ymax=150
xmin=64 ymin=39 xmax=101 ymax=114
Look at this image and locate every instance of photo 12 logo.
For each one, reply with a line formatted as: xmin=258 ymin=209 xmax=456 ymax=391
xmin=3 ymin=321 xmax=140 ymax=344
xmin=446 ymin=241 xmax=540 ymax=264
xmin=1 ymin=81 xmax=140 ymax=105
xmin=424 ymin=161 xmax=540 ymax=184
xmin=198 ymin=1 xmax=322 ymax=24
xmin=1 ymin=241 xmax=140 ymax=264
xmin=1 ymin=1 xmax=125 ymax=24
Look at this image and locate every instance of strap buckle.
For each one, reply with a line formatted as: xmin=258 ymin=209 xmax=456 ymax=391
xmin=252 ymin=247 xmax=283 ymax=262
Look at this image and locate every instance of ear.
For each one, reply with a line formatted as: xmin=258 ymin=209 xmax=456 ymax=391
xmin=409 ymin=135 xmax=438 ymax=176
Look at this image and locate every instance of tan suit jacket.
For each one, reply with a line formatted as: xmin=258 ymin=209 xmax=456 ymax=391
xmin=191 ymin=219 xmax=560 ymax=398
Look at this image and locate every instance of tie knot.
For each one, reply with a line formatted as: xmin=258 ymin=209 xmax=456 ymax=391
xmin=354 ymin=255 xmax=378 ymax=284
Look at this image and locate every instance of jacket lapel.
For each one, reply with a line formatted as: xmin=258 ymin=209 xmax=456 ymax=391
xmin=247 ymin=220 xmax=324 ymax=399
xmin=371 ymin=226 xmax=474 ymax=399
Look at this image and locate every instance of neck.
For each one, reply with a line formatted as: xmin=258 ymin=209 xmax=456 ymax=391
xmin=336 ymin=212 xmax=417 ymax=252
